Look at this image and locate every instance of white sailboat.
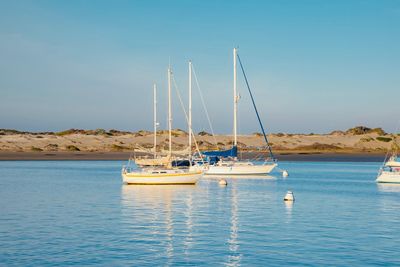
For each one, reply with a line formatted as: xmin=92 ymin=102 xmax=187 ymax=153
xmin=205 ymin=48 xmax=277 ymax=175
xmin=122 ymin=67 xmax=203 ymax=185
xmin=376 ymin=139 xmax=400 ymax=183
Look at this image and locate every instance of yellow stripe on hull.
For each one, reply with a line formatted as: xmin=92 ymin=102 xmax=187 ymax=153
xmin=122 ymin=171 xmax=202 ymax=185
xmin=123 ymin=171 xmax=202 ymax=178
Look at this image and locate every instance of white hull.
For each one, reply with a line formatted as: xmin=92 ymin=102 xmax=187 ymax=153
xmin=122 ymin=169 xmax=202 ymax=185
xmin=205 ymin=174 xmax=276 ymax=179
xmin=376 ymin=171 xmax=400 ymax=183
xmin=206 ymin=162 xmax=277 ymax=175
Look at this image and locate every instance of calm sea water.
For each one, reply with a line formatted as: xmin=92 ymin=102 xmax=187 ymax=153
xmin=1 ymin=161 xmax=400 ymax=266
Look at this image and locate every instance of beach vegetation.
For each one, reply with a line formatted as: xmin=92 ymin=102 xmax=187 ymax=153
xmin=94 ymin=129 xmax=106 ymax=135
xmin=360 ymin=137 xmax=374 ymax=142
xmin=198 ymin=131 xmax=212 ymax=136
xmin=135 ymin=130 xmax=151 ymax=136
xmin=66 ymin=145 xmax=80 ymax=151
xmin=329 ymin=130 xmax=345 ymax=135
xmin=295 ymin=142 xmax=341 ymax=151
xmin=141 ymin=143 xmax=154 ymax=149
xmin=30 ymin=146 xmax=43 ymax=152
xmin=45 ymin=144 xmax=58 ymax=151
xmin=56 ymin=129 xmax=77 ymax=136
xmin=111 ymin=144 xmax=129 ymax=151
xmin=93 ymin=129 xmax=112 ymax=136
xmin=134 ymin=130 xmax=151 ymax=137
xmin=0 ymin=129 xmax=29 ymax=135
xmin=376 ymin=136 xmax=392 ymax=142
xmin=171 ymin=132 xmax=180 ymax=137
xmin=370 ymin=128 xmax=386 ymax=135
xmin=56 ymin=128 xmax=116 ymax=136
xmin=174 ymin=129 xmax=188 ymax=135
xmin=198 ymin=140 xmax=211 ymax=146
xmin=109 ymin=129 xmax=131 ymax=136
xmin=346 ymin=126 xmax=386 ymax=135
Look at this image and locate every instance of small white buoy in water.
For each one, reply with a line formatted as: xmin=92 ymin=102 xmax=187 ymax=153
xmin=219 ymin=179 xmax=228 ymax=186
xmin=282 ymin=170 xmax=289 ymax=177
xmin=284 ymin=191 xmax=294 ymax=201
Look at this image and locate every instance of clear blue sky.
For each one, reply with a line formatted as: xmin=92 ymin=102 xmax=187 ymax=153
xmin=0 ymin=0 xmax=399 ymax=134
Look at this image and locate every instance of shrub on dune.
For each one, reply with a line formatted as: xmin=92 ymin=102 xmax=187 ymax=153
xmin=376 ymin=137 xmax=392 ymax=142
xmin=66 ymin=145 xmax=80 ymax=151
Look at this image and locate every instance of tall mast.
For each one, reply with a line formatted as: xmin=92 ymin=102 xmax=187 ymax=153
xmin=188 ymin=60 xmax=192 ymax=159
xmin=153 ymin=83 xmax=157 ymax=159
xmin=233 ymin=48 xmax=238 ymax=146
xmin=168 ymin=66 xmax=172 ymax=158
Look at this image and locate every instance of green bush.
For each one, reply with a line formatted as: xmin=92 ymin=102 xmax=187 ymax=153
xmin=31 ymin=146 xmax=43 ymax=152
xmin=376 ymin=137 xmax=392 ymax=142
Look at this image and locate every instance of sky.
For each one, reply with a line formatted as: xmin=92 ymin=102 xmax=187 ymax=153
xmin=0 ymin=0 xmax=399 ymax=134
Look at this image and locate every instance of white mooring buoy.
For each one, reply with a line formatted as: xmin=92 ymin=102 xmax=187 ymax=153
xmin=282 ymin=170 xmax=289 ymax=177
xmin=284 ymin=191 xmax=295 ymax=202
xmin=219 ymin=179 xmax=228 ymax=186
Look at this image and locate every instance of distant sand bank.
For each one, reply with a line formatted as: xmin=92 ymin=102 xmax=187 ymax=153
xmin=0 ymin=151 xmax=385 ymax=162
xmin=0 ymin=126 xmax=395 ymax=161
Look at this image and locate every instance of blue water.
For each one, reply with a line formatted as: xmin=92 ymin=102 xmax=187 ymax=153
xmin=1 ymin=161 xmax=400 ymax=266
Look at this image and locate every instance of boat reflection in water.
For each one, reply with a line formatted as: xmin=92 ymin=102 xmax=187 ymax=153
xmin=377 ymin=183 xmax=400 ymax=220
xmin=227 ymin=182 xmax=241 ymax=267
xmin=121 ymin=177 xmax=273 ymax=266
xmin=121 ymin=184 xmax=196 ymax=264
xmin=204 ymin=174 xmax=276 ymax=180
xmin=377 ymin=183 xmax=400 ymax=193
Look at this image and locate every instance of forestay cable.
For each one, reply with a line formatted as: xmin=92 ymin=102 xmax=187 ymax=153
xmin=191 ymin=64 xmax=219 ymax=148
xmin=236 ymin=53 xmax=275 ymax=160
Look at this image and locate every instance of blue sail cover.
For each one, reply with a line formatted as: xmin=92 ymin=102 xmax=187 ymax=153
xmin=201 ymin=146 xmax=237 ymax=158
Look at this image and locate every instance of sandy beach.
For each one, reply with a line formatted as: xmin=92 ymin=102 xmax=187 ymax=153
xmin=0 ymin=151 xmax=386 ymax=162
xmin=0 ymin=126 xmax=393 ymax=161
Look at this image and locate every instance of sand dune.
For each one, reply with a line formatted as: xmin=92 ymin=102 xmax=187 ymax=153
xmin=0 ymin=127 xmax=397 ymax=155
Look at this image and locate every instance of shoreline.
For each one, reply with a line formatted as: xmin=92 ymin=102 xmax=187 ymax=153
xmin=0 ymin=151 xmax=386 ymax=162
